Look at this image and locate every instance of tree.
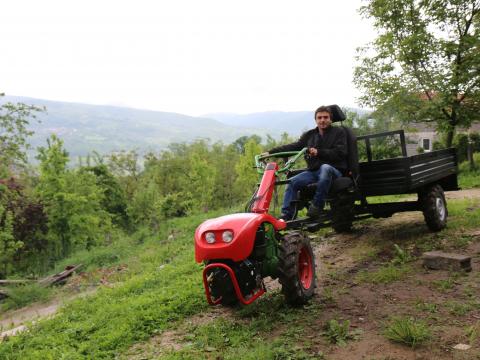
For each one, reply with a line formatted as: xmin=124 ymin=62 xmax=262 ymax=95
xmin=354 ymin=0 xmax=480 ymax=147
xmin=36 ymin=135 xmax=111 ymax=258
xmin=0 ymin=93 xmax=44 ymax=173
xmin=234 ymin=139 xmax=263 ymax=200
xmin=107 ymin=150 xmax=141 ymax=201
xmin=0 ymin=203 xmax=22 ymax=277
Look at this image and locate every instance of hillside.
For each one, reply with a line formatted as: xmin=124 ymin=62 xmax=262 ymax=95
xmin=205 ymin=108 xmax=371 ymax=136
xmin=1 ymin=189 xmax=479 ymax=359
xmin=1 ymin=96 xmax=277 ymax=157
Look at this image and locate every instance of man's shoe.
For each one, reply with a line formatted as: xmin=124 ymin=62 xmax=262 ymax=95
xmin=307 ymin=204 xmax=321 ymax=218
xmin=279 ymin=213 xmax=292 ymax=221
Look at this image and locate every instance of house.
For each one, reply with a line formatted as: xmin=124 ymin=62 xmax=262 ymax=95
xmin=404 ymin=122 xmax=480 ymax=155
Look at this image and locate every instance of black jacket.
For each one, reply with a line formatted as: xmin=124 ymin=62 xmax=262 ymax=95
xmin=269 ymin=126 xmax=347 ymax=172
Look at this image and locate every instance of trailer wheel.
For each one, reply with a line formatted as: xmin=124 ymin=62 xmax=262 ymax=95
xmin=278 ymin=232 xmax=316 ymax=305
xmin=420 ymin=184 xmax=448 ymax=231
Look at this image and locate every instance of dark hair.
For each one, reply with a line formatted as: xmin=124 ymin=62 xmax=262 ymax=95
xmin=314 ymin=106 xmax=332 ymax=119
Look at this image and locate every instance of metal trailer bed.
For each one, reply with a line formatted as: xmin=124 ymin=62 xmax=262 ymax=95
xmin=357 ymin=130 xmax=458 ymax=197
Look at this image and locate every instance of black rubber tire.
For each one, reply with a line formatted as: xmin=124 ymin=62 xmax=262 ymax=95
xmin=420 ymin=184 xmax=448 ymax=232
xmin=331 ymin=197 xmax=354 ymax=233
xmin=278 ymin=231 xmax=316 ymax=305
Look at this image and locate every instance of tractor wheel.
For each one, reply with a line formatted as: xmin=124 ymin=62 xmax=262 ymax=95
xmin=278 ymin=231 xmax=316 ymax=305
xmin=331 ymin=197 xmax=354 ymax=233
xmin=420 ymin=184 xmax=448 ymax=232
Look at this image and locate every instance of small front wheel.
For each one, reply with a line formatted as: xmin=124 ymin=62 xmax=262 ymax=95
xmin=278 ymin=232 xmax=316 ymax=305
xmin=420 ymin=184 xmax=448 ymax=232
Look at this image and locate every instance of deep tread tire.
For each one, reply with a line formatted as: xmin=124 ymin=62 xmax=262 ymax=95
xmin=278 ymin=232 xmax=316 ymax=305
xmin=420 ymin=184 xmax=448 ymax=232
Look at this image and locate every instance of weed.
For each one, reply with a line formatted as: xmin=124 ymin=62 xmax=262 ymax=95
xmin=321 ymin=287 xmax=336 ymax=305
xmin=384 ymin=317 xmax=431 ymax=347
xmin=323 ymin=319 xmax=360 ymax=346
xmin=391 ymin=244 xmax=412 ymax=265
xmin=432 ymin=278 xmax=455 ymax=292
xmin=445 ymin=301 xmax=473 ymax=316
xmin=357 ymin=264 xmax=411 ymax=284
xmin=415 ymin=300 xmax=438 ymax=314
xmin=466 ymin=322 xmax=480 ymax=345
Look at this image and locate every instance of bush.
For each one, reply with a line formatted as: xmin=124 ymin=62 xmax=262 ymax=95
xmin=1 ymin=283 xmax=50 ymax=311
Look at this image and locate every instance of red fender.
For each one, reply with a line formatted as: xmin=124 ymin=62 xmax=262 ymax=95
xmin=194 ymin=213 xmax=286 ymax=263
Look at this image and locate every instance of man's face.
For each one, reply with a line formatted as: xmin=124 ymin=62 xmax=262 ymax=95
xmin=315 ymin=111 xmax=332 ymax=131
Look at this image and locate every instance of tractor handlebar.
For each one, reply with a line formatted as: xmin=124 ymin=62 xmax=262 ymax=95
xmin=255 ymin=148 xmax=308 ymax=174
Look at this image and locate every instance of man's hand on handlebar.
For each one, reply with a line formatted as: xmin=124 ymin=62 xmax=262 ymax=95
xmin=308 ymin=147 xmax=318 ymax=157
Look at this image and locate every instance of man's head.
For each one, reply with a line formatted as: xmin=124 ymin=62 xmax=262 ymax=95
xmin=314 ymin=106 xmax=332 ymax=132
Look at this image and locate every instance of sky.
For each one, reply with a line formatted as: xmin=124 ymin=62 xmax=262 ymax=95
xmin=0 ymin=0 xmax=376 ymax=116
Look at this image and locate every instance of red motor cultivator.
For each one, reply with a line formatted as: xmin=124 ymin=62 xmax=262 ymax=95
xmin=194 ymin=149 xmax=316 ymax=306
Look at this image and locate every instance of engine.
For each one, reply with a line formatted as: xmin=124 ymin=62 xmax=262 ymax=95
xmin=206 ymin=259 xmax=262 ymax=305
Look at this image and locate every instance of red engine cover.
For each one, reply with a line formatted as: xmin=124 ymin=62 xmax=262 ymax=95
xmin=194 ymin=213 xmax=286 ymax=263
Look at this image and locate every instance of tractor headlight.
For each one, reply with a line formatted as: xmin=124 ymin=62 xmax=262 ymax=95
xmin=205 ymin=232 xmax=216 ymax=244
xmin=222 ymin=230 xmax=234 ymax=243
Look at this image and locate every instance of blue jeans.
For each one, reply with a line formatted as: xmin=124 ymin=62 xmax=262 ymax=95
xmin=282 ymin=164 xmax=342 ymax=217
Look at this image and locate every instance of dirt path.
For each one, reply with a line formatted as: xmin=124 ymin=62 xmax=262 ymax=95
xmin=0 ymin=289 xmax=96 ymax=339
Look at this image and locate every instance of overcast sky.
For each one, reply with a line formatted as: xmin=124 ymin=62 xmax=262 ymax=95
xmin=0 ymin=0 xmax=376 ymax=116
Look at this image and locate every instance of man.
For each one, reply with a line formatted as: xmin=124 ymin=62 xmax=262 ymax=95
xmin=266 ymin=105 xmax=347 ymax=220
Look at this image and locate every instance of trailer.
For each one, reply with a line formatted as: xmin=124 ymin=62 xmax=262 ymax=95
xmin=283 ymin=128 xmax=458 ymax=233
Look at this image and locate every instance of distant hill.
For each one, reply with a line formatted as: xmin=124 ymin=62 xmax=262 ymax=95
xmin=205 ymin=107 xmax=370 ymax=135
xmin=204 ymin=111 xmax=313 ymax=135
xmin=1 ymin=96 xmax=369 ymax=159
xmin=1 ymin=96 xmax=275 ymax=158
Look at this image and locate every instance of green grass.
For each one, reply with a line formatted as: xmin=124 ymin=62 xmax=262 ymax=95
xmin=323 ymin=319 xmax=360 ymax=346
xmin=357 ymin=263 xmax=412 ymax=284
xmin=0 ymin=214 xmax=212 ymax=359
xmin=384 ymin=317 xmax=431 ymax=348
xmin=2 ymin=196 xmax=480 ymax=359
xmin=458 ymin=156 xmax=480 ymax=189
xmin=0 ymin=283 xmax=51 ymax=311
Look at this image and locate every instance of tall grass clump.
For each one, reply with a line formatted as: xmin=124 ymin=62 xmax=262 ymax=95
xmin=384 ymin=317 xmax=431 ymax=347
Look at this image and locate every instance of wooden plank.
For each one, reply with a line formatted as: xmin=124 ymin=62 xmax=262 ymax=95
xmin=38 ymin=264 xmax=83 ymax=287
xmin=0 ymin=280 xmax=35 ymax=285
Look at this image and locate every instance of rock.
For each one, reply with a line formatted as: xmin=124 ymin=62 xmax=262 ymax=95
xmin=453 ymin=344 xmax=471 ymax=350
xmin=422 ymin=251 xmax=472 ymax=272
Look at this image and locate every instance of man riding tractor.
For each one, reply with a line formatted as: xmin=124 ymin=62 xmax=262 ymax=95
xmin=264 ymin=105 xmax=347 ymax=220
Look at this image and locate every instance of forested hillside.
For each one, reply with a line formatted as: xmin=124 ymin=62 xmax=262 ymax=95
xmin=0 ymin=96 xmax=278 ymax=158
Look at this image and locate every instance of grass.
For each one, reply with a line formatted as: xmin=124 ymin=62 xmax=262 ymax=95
xmin=323 ymin=319 xmax=360 ymax=346
xmin=357 ymin=263 xmax=412 ymax=284
xmin=0 ymin=214 xmax=212 ymax=359
xmin=384 ymin=317 xmax=431 ymax=348
xmin=1 ymin=196 xmax=480 ymax=359
xmin=415 ymin=300 xmax=438 ymax=314
xmin=0 ymin=283 xmax=51 ymax=312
